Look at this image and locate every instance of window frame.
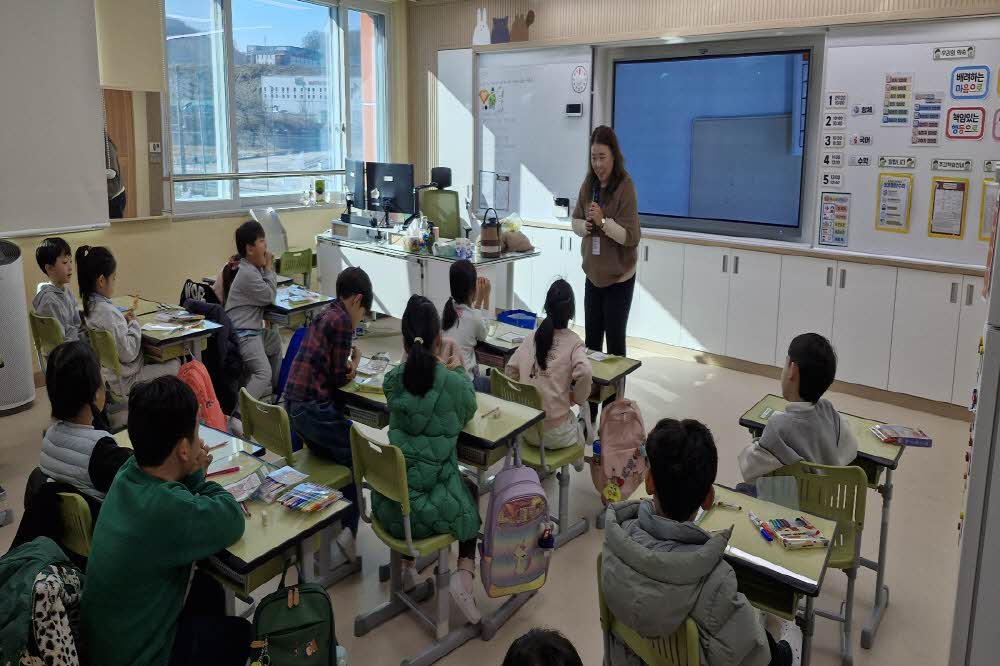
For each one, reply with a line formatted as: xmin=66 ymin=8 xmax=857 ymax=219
xmin=164 ymin=0 xmax=390 ymax=214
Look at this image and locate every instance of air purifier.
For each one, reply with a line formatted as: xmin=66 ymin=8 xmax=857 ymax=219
xmin=0 ymin=240 xmax=35 ymax=413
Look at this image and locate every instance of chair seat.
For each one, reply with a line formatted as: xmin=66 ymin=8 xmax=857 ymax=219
xmin=372 ymin=517 xmax=455 ymax=558
xmin=521 ymin=442 xmax=584 ymax=471
xmin=291 ymin=449 xmax=353 ymax=490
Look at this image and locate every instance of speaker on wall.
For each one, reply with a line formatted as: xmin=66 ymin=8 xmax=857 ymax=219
xmin=0 ymin=240 xmax=35 ymax=413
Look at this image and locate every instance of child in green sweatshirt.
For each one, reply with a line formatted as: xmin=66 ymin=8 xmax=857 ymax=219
xmin=81 ymin=377 xmax=249 ymax=666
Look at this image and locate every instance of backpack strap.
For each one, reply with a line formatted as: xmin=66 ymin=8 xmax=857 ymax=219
xmin=277 ymin=557 xmax=303 ymax=590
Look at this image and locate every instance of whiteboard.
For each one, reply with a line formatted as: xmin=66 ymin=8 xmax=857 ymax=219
xmin=824 ymin=22 xmax=1000 ymax=266
xmin=477 ymin=47 xmax=592 ymax=221
xmin=436 ymin=48 xmax=475 ymax=226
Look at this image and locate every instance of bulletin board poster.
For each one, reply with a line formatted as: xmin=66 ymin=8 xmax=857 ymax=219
xmin=882 ymin=73 xmax=913 ymax=126
xmin=911 ymin=91 xmax=944 ymax=146
xmin=946 ymin=107 xmax=986 ymax=139
xmin=875 ymin=173 xmax=913 ymax=232
xmin=950 ymin=65 xmax=990 ymax=100
xmin=981 ymin=179 xmax=999 ymax=241
xmin=819 ymin=192 xmax=851 ymax=247
xmin=928 ymin=177 xmax=969 ymax=239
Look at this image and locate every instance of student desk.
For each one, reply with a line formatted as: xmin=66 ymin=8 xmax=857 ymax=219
xmin=699 ymin=485 xmax=838 ymax=666
xmin=739 ymin=394 xmax=904 ymax=649
xmin=203 ymin=273 xmax=295 ymax=288
xmin=264 ymin=286 xmax=332 ymax=328
xmin=111 ymin=295 xmax=160 ymax=317
xmin=135 ymin=311 xmax=222 ymax=363
xmin=113 ymin=431 xmax=349 ymax=613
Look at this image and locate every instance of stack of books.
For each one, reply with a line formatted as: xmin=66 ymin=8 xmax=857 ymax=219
xmin=870 ymin=424 xmax=933 ymax=447
xmin=255 ymin=466 xmax=309 ymax=504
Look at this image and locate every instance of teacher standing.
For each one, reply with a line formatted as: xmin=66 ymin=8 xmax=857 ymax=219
xmin=571 ymin=125 xmax=641 ymax=363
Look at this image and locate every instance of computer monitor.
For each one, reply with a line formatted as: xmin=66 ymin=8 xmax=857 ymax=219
xmin=366 ymin=162 xmax=416 ymax=215
xmin=345 ymin=159 xmax=366 ymax=210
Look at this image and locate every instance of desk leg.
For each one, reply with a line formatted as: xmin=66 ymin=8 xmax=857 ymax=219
xmin=801 ymin=595 xmax=815 ymax=666
xmin=505 ymin=263 xmax=515 ymax=311
xmin=860 ymin=467 xmax=892 ymax=649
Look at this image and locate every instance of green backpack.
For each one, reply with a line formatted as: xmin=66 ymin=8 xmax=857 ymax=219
xmin=251 ymin=562 xmax=338 ymax=665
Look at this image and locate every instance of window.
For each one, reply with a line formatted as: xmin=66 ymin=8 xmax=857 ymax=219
xmin=164 ymin=0 xmax=389 ymax=213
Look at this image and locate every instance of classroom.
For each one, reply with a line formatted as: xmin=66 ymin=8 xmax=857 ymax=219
xmin=2 ymin=0 xmax=1000 ymax=665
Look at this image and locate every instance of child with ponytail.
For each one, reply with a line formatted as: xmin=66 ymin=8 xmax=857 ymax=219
xmin=77 ymin=246 xmax=179 ymax=394
xmin=505 ymin=279 xmax=592 ymax=449
xmin=374 ymin=295 xmax=483 ymax=622
xmin=441 ymin=260 xmax=492 ymax=391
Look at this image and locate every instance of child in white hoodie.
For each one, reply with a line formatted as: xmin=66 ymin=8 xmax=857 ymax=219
xmin=505 ymin=279 xmax=592 ymax=449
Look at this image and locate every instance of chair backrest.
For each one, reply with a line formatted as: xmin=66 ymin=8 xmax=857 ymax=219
xmin=490 ymin=370 xmax=546 ymax=444
xmin=57 ymin=492 xmax=93 ymax=558
xmin=349 ymin=425 xmax=418 ymax=551
xmin=239 ymin=387 xmax=295 ymax=462
xmin=87 ymin=328 xmax=124 ymax=395
xmin=768 ymin=461 xmax=868 ymax=569
xmin=420 ymin=189 xmax=461 ymax=240
xmin=28 ymin=311 xmax=65 ymax=371
xmin=250 ymin=206 xmax=289 ymax=255
xmin=279 ymin=248 xmax=313 ymax=286
xmin=597 ymin=553 xmax=700 ymax=665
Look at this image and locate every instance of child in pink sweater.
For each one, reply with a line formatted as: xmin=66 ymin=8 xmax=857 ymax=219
xmin=505 ymin=279 xmax=592 ymax=449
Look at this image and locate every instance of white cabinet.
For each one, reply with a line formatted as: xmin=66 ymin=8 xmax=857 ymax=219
xmin=530 ymin=227 xmax=570 ymax=312
xmin=726 ymin=250 xmax=781 ymax=365
xmin=564 ymin=234 xmax=588 ymax=329
xmin=510 ymin=254 xmax=534 ymax=311
xmin=953 ymin=275 xmax=988 ymax=405
xmin=831 ymin=262 xmax=897 ymax=389
xmin=888 ymin=269 xmax=962 ymax=402
xmin=680 ymin=245 xmax=731 ymax=354
xmin=776 ymin=255 xmax=836 ymax=364
xmin=633 ymin=240 xmax=685 ymax=346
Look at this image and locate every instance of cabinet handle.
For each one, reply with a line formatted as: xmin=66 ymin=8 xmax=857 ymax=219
xmin=560 ymin=237 xmax=564 ymax=251
xmin=826 ymin=266 xmax=833 ymax=287
xmin=644 ymin=245 xmax=649 ymax=262
xmin=734 ymin=255 xmax=740 ymax=275
xmin=839 ymin=268 xmax=846 ymax=289
xmin=722 ymin=254 xmax=728 ymax=273
xmin=967 ymin=284 xmax=974 ymax=306
xmin=950 ymin=282 xmax=959 ymax=304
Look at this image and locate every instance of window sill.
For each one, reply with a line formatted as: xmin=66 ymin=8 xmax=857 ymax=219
xmin=170 ymin=202 xmax=345 ymax=222
xmin=109 ymin=214 xmax=172 ymax=225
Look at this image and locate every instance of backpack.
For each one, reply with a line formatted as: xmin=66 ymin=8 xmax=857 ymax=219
xmin=479 ymin=444 xmax=553 ymax=598
xmin=589 ymin=399 xmax=647 ymax=505
xmin=177 ymin=360 xmax=227 ymax=431
xmin=179 ymin=279 xmax=220 ymax=306
xmin=251 ymin=563 xmax=338 ymax=665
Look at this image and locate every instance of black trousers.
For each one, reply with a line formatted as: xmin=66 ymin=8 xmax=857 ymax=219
xmin=585 ymin=275 xmax=636 ymax=420
xmin=766 ymin=629 xmax=793 ymax=666
xmin=169 ymin=570 xmax=252 ymax=666
xmin=109 ymin=191 xmax=126 ymax=219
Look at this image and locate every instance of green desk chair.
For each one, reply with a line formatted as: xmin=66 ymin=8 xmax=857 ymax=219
xmin=598 ymin=553 xmax=699 ymax=665
xmin=768 ymin=462 xmax=868 ymax=666
xmin=238 ymin=388 xmax=360 ymax=585
xmin=28 ymin=311 xmax=64 ymax=373
xmin=490 ymin=371 xmax=589 ymax=548
xmin=279 ymin=248 xmax=313 ymax=289
xmin=420 ymin=189 xmax=462 ymax=240
xmin=87 ymin=328 xmax=129 ymax=430
xmin=57 ymin=493 xmax=92 ymax=559
xmin=350 ymin=426 xmax=482 ymax=665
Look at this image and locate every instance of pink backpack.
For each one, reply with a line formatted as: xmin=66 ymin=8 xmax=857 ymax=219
xmin=178 ymin=360 xmax=227 ymax=431
xmin=590 ymin=399 xmax=647 ymax=505
xmin=479 ymin=445 xmax=553 ymax=598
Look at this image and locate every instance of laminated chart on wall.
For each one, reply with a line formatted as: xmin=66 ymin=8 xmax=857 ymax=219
xmin=882 ymin=73 xmax=913 ymax=126
xmin=980 ymin=179 xmax=998 ymax=241
xmin=928 ymin=177 xmax=969 ymax=239
xmin=912 ymin=91 xmax=944 ymax=146
xmin=819 ymin=192 xmax=851 ymax=246
xmin=876 ymin=172 xmax=913 ymax=232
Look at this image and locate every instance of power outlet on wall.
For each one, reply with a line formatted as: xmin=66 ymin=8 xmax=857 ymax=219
xmin=149 ymin=141 xmax=162 ymax=154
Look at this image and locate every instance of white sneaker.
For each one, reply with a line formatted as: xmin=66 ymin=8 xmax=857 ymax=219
xmin=449 ymin=567 xmax=481 ymax=624
xmin=778 ymin=618 xmax=803 ymax=666
xmin=335 ymin=529 xmax=358 ymax=563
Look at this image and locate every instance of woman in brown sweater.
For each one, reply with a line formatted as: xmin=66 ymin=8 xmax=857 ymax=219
xmin=571 ymin=125 xmax=641 ymax=375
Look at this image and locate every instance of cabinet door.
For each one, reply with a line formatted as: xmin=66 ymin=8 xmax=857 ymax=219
xmin=343 ymin=249 xmax=420 ymax=319
xmin=564 ymin=234 xmax=588 ymax=329
xmin=888 ymin=269 xmax=961 ymax=401
xmin=530 ymin=227 xmax=570 ymax=313
xmin=680 ymin=245 xmax=731 ymax=354
xmin=633 ymin=240 xmax=684 ymax=346
xmin=831 ymin=262 xmax=897 ymax=389
xmin=726 ymin=250 xmax=781 ymax=365
xmin=953 ymin=275 xmax=988 ymax=405
xmin=776 ymin=255 xmax=836 ymax=364
xmin=316 ymin=242 xmax=346 ymax=297
xmin=511 ymin=252 xmax=535 ymax=312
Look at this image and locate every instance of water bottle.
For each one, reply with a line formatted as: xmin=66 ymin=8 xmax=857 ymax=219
xmin=592 ymin=439 xmax=602 ymax=465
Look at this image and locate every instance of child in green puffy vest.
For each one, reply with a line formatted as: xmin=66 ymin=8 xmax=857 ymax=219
xmin=374 ymin=295 xmax=482 ymax=623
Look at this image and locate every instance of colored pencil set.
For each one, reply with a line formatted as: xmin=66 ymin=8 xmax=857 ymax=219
xmin=278 ymin=482 xmax=343 ymax=513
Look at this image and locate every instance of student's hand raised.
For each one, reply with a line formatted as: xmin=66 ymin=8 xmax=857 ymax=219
xmin=475 ymin=276 xmax=492 ymax=308
xmin=445 ymin=355 xmax=462 ymax=370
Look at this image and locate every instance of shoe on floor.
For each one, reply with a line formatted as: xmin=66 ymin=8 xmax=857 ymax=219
xmin=336 ymin=529 xmax=358 ymax=563
xmin=778 ymin=618 xmax=803 ymax=666
xmin=449 ymin=567 xmax=481 ymax=624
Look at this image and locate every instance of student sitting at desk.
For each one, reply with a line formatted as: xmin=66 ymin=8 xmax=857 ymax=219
xmin=82 ymin=377 xmax=249 ymax=666
xmin=374 ymin=295 xmax=481 ymax=622
xmin=602 ymin=419 xmax=793 ymax=666
xmin=442 ymin=259 xmax=492 ymax=391
xmin=738 ymin=333 xmax=858 ymax=486
xmin=32 ymin=237 xmax=82 ymax=342
xmin=77 ymin=245 xmax=179 ymax=394
xmin=39 ymin=342 xmax=131 ymax=500
xmin=284 ymin=266 xmax=373 ymax=563
xmin=226 ymin=220 xmax=280 ymax=400
xmin=505 ymin=279 xmax=591 ymax=450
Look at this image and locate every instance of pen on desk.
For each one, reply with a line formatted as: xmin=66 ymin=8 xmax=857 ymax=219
xmin=240 ymin=501 xmax=251 ymax=518
xmin=207 ymin=466 xmax=240 ymax=478
xmin=748 ymin=511 xmax=773 ymax=543
xmin=480 ymin=406 xmax=500 ymax=419
xmin=715 ymin=500 xmax=742 ymax=511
